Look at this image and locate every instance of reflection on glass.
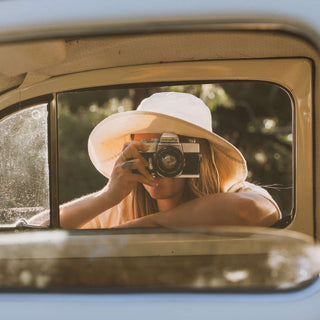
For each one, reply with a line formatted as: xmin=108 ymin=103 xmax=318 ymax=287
xmin=0 ymin=228 xmax=317 ymax=291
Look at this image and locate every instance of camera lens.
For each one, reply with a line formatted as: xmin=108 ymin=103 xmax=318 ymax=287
xmin=161 ymin=154 xmax=177 ymax=169
xmin=155 ymin=146 xmax=185 ymax=177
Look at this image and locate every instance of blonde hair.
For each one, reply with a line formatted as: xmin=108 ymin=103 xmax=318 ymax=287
xmin=132 ymin=138 xmax=220 ymax=219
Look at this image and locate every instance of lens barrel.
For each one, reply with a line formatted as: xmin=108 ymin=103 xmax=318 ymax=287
xmin=154 ymin=146 xmax=185 ymax=177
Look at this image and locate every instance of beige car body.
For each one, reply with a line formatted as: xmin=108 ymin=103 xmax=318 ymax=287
xmin=1 ymin=1 xmax=320 ymax=318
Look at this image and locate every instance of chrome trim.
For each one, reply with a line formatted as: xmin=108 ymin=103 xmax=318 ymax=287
xmin=48 ymin=93 xmax=60 ymax=228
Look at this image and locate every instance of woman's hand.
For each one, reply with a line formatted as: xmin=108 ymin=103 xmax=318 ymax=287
xmin=102 ymin=141 xmax=158 ymax=207
xmin=56 ymin=141 xmax=157 ymax=229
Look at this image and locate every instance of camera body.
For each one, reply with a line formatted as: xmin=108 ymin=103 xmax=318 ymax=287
xmin=140 ymin=133 xmax=201 ymax=178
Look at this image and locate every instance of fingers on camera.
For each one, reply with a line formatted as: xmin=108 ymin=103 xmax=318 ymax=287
xmin=121 ymin=142 xmax=148 ymax=166
xmin=122 ymin=159 xmax=154 ymax=183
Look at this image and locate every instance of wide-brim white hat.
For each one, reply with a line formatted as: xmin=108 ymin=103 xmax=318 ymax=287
xmin=88 ymin=92 xmax=248 ymax=192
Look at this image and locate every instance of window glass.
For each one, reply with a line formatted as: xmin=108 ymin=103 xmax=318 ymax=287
xmin=57 ymin=82 xmax=292 ymax=228
xmin=0 ymin=105 xmax=50 ymax=225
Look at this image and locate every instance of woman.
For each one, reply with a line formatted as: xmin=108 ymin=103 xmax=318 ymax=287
xmin=56 ymin=91 xmax=281 ymax=229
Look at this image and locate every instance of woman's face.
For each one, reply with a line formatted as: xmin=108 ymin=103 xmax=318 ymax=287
xmin=134 ymin=133 xmax=187 ymax=200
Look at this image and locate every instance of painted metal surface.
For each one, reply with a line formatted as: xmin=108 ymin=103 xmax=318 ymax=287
xmin=0 ymin=279 xmax=320 ymax=320
xmin=0 ymin=0 xmax=319 ymax=42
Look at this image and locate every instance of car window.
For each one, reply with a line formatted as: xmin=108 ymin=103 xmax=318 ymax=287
xmin=57 ymin=82 xmax=292 ymax=228
xmin=0 ymin=104 xmax=50 ymax=226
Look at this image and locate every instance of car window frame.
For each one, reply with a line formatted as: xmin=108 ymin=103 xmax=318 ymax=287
xmin=50 ymin=58 xmax=311 ymax=235
xmin=0 ymin=58 xmax=313 ymax=234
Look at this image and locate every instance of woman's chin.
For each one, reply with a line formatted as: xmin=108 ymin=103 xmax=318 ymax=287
xmin=144 ymin=184 xmax=166 ymax=199
xmin=143 ymin=177 xmax=186 ymax=200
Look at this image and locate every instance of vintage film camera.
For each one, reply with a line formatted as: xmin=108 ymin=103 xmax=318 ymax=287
xmin=140 ymin=133 xmax=202 ymax=178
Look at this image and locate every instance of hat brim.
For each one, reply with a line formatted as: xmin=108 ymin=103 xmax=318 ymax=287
xmin=88 ymin=111 xmax=247 ymax=191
